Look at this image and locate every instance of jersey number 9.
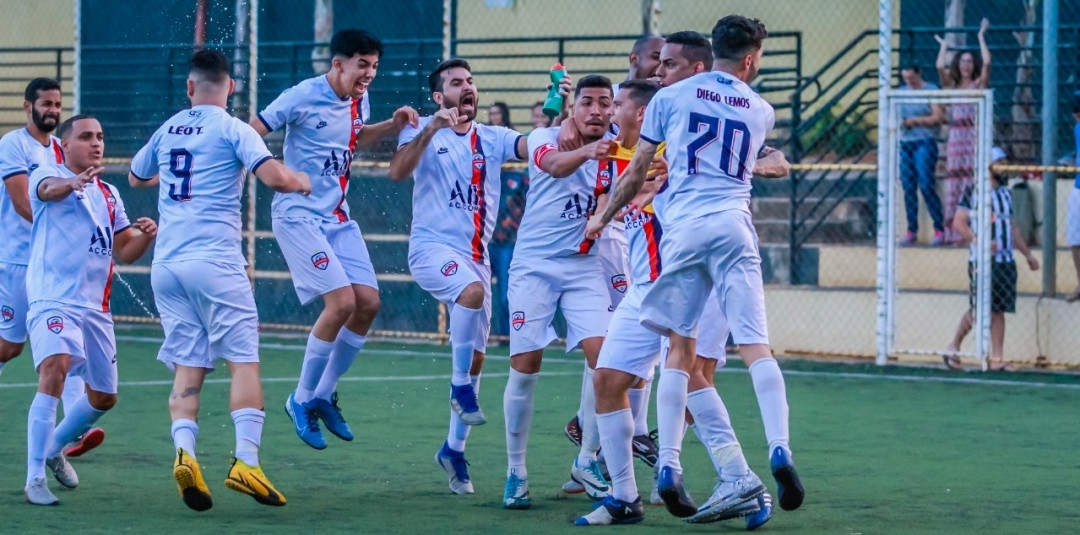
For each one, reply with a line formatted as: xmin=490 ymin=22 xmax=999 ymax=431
xmin=168 ymin=148 xmax=194 ymax=202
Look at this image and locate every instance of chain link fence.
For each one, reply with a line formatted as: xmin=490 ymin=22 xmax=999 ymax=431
xmin=0 ymin=0 xmax=1078 ymax=366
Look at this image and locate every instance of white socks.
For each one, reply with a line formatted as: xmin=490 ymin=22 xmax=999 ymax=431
xmin=27 ymin=393 xmax=58 ymax=487
xmin=656 ymin=368 xmax=690 ymax=473
xmin=686 ymin=387 xmax=748 ymax=479
xmin=749 ymin=357 xmax=791 ymax=454
xmin=577 ymin=367 xmax=599 ymax=465
xmin=447 ymin=374 xmax=481 ymax=452
xmin=629 ymin=368 xmax=654 ymax=436
xmin=314 ymin=328 xmax=366 ymax=401
xmin=504 ymin=368 xmax=538 ymax=478
xmin=597 ymin=408 xmax=637 ymax=503
xmin=61 ymin=374 xmax=86 ymax=415
xmin=296 ymin=333 xmax=334 ymax=403
xmin=449 ymin=306 xmax=484 ymax=386
xmin=47 ymin=395 xmax=107 ymax=459
xmin=172 ymin=418 xmax=199 ymax=457
xmin=232 ymin=408 xmax=264 ymax=466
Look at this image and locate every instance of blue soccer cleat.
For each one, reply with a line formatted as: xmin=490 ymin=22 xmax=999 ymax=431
xmin=311 ymin=392 xmax=354 ymax=441
xmin=656 ymin=465 xmax=697 ymax=518
xmin=450 ymin=382 xmax=486 ymax=426
xmin=574 ymin=495 xmax=645 ymax=526
xmin=770 ymin=447 xmax=804 ymax=511
xmin=285 ymin=392 xmax=327 ymax=450
xmin=746 ymin=492 xmax=773 ymax=531
xmin=503 ymin=469 xmax=531 ymax=509
xmin=436 ymin=441 xmax=474 ymax=495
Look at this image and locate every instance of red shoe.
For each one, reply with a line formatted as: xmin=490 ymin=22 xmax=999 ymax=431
xmin=64 ymin=427 xmax=105 ymax=458
xmin=564 ymin=415 xmax=582 ymax=446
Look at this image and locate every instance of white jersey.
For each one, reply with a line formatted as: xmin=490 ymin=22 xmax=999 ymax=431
xmin=641 ymin=70 xmax=774 ymax=227
xmin=514 ymin=126 xmax=615 ymax=260
xmin=0 ymin=128 xmax=64 ymax=265
xmin=257 ymin=75 xmax=370 ymax=222
xmin=399 ymin=117 xmax=522 ymax=264
xmin=130 ymin=105 xmax=274 ymax=265
xmin=27 ymin=164 xmax=131 ymax=312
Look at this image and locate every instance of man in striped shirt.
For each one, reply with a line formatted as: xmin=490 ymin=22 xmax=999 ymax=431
xmin=945 ymin=147 xmax=1039 ymax=371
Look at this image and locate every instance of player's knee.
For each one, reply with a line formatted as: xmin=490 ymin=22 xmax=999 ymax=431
xmin=510 ymin=351 xmax=542 ymax=374
xmin=0 ymin=340 xmax=24 ymax=362
xmin=354 ymin=292 xmax=381 ymax=322
xmin=323 ymin=287 xmax=357 ymax=322
xmin=456 ymin=282 xmax=485 ymax=309
xmin=87 ymin=391 xmax=117 ymax=411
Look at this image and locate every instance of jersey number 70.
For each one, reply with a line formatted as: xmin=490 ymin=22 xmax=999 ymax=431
xmin=686 ymin=112 xmax=751 ymax=180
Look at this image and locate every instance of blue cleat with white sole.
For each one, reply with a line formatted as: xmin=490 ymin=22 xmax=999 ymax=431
xmin=310 ymin=392 xmax=354 ymax=441
xmin=770 ymin=447 xmax=804 ymax=511
xmin=436 ymin=441 xmax=474 ymax=494
xmin=450 ymin=382 xmax=487 ymax=426
xmin=503 ymin=469 xmax=531 ymax=509
xmin=285 ymin=392 xmax=326 ymax=450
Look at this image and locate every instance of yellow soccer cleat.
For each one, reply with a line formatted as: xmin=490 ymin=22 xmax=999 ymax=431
xmin=224 ymin=457 xmax=286 ymax=507
xmin=173 ymin=448 xmax=213 ymax=512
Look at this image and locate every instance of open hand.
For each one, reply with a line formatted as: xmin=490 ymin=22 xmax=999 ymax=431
xmin=393 ymin=106 xmax=421 ymax=129
xmin=132 ymin=217 xmax=157 ymax=238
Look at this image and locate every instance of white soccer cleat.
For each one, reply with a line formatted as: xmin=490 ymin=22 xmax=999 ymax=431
xmin=46 ymin=454 xmax=79 ymax=489
xmin=562 ymin=478 xmax=586 ymax=494
xmin=24 ymin=477 xmax=59 ymax=506
xmin=570 ymin=458 xmax=611 ymax=500
xmin=685 ymin=473 xmax=765 ymax=524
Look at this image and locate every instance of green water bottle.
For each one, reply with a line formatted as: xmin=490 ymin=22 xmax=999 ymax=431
xmin=542 ymin=62 xmax=567 ymax=118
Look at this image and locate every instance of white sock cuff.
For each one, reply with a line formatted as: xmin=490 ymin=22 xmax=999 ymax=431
xmin=307 ymin=332 xmax=335 ymax=353
xmin=597 ymin=407 xmax=632 ymax=420
xmin=32 ymin=392 xmax=59 ymax=411
xmin=230 ymin=408 xmax=265 ymax=423
xmin=687 ymin=386 xmax=716 ymax=399
xmin=336 ymin=328 xmax=367 ymax=350
xmin=664 ymin=368 xmax=690 ymax=381
xmin=748 ymin=357 xmax=779 ymax=373
xmin=508 ymin=368 xmax=538 ymax=386
xmin=171 ymin=418 xmax=198 ymax=432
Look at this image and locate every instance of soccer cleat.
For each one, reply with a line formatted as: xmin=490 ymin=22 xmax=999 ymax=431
xmin=684 ymin=473 xmax=765 ymax=524
xmin=770 ymin=446 xmax=805 ymax=511
xmin=570 ymin=458 xmax=611 ymax=500
xmin=225 ymin=457 xmax=286 ymax=507
xmin=24 ymin=477 xmax=58 ymax=506
xmin=574 ymin=495 xmax=645 ymax=526
xmin=46 ymin=454 xmax=79 ymax=489
xmin=631 ymin=430 xmax=659 ymax=467
xmin=656 ymin=466 xmax=697 ymax=518
xmin=435 ymin=441 xmax=474 ymax=495
xmin=449 ymin=382 xmax=486 ymax=426
xmin=746 ymin=492 xmax=773 ymax=531
xmin=311 ymin=392 xmax=354 ymax=441
xmin=285 ymin=392 xmax=327 ymax=450
xmin=565 ymin=415 xmax=582 ymax=446
xmin=648 ymin=464 xmax=663 ymax=505
xmin=562 ymin=478 xmax=586 ymax=495
xmin=503 ymin=470 xmax=531 ymax=509
xmin=173 ymin=448 xmax=213 ymax=512
xmin=64 ymin=427 xmax=105 ymax=458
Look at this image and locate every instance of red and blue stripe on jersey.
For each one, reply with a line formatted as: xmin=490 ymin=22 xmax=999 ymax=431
xmin=469 ymin=129 xmax=488 ymax=262
xmin=332 ymin=98 xmax=361 ymax=222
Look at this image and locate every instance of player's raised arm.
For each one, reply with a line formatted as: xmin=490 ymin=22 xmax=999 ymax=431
xmin=356 ymin=105 xmax=420 ymax=149
xmin=540 ymin=138 xmax=614 ymax=178
xmin=586 ymin=139 xmax=656 ymax=239
xmin=753 ymin=146 xmax=790 ymax=178
xmin=387 ymin=107 xmax=465 ymax=181
xmin=34 ymin=165 xmax=101 ymax=202
xmin=253 ymin=159 xmax=311 ymax=195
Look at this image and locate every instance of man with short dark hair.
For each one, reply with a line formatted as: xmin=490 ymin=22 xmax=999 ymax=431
xmin=898 ymin=64 xmax=945 ymax=245
xmin=388 ymin=58 xmax=529 ymax=495
xmin=252 ymin=29 xmax=419 ymax=451
xmin=23 ymin=115 xmax=156 ymax=505
xmin=656 ymin=31 xmax=714 ymax=87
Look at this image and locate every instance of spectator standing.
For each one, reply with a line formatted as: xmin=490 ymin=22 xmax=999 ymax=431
xmin=898 ymin=64 xmax=945 ymax=245
xmin=530 ymin=101 xmax=551 ymax=130
xmin=487 ymin=101 xmax=515 ymax=131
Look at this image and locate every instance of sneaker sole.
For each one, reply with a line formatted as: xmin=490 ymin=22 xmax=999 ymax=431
xmin=658 ymin=486 xmax=697 ymax=518
xmin=561 ymin=479 xmax=586 ymax=494
xmin=64 ymin=428 xmax=105 ymax=458
xmin=224 ymin=477 xmax=286 ymax=507
xmin=632 ymin=448 xmax=658 ymax=467
xmin=772 ymin=465 xmax=804 ymax=511
xmin=25 ymin=493 xmax=59 ymax=506
xmin=685 ymin=489 xmax=764 ymax=524
xmin=173 ymin=465 xmax=212 ymax=512
xmin=323 ymin=426 xmax=355 ymax=442
xmin=504 ymin=500 xmax=531 ymax=510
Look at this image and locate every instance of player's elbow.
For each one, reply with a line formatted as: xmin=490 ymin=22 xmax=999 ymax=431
xmin=386 ymin=159 xmax=410 ymax=181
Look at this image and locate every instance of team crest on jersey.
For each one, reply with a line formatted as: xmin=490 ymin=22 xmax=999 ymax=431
xmin=598 ymin=168 xmax=612 ymax=190
xmin=441 ymin=261 xmax=459 ymax=277
xmin=611 ymin=274 xmax=628 ymax=294
xmin=1 ymin=306 xmax=13 ymax=322
xmin=472 ymin=153 xmax=485 ymax=170
xmin=352 ymin=116 xmax=364 ymax=135
xmin=47 ymin=316 xmax=63 ymax=334
xmin=511 ymin=311 xmax=525 ymax=331
xmin=311 ymin=252 xmax=330 ymax=270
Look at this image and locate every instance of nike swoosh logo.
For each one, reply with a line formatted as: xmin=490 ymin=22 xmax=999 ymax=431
xmin=576 ymin=475 xmax=609 ymax=492
xmin=238 ymin=470 xmax=280 ymax=503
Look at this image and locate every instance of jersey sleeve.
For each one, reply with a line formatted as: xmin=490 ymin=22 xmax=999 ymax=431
xmin=129 ymin=132 xmax=160 ymax=181
xmin=225 ymin=118 xmax=275 ymax=173
xmin=397 ymin=118 xmax=423 ymax=149
xmin=496 ymin=126 xmax=525 ymax=161
xmin=361 ymin=95 xmax=371 ymax=123
xmin=27 ymin=163 xmax=59 ymax=202
xmin=110 ymin=186 xmax=132 ymax=233
xmin=640 ymin=88 xmax=673 ymax=145
xmin=256 ymin=86 xmax=302 ymax=133
xmin=527 ymin=127 xmax=559 ymax=168
xmin=0 ymin=134 xmax=30 ymax=180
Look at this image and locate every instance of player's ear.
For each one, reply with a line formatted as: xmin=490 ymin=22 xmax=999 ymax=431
xmin=227 ymin=78 xmax=236 ymax=97
xmin=186 ymin=79 xmax=196 ymax=100
xmin=432 ymin=91 xmax=444 ymax=107
xmin=23 ymin=99 xmax=31 ymax=115
xmin=635 ymin=105 xmax=646 ymax=123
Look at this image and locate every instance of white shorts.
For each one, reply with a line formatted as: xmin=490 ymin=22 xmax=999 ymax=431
xmin=1066 ymin=187 xmax=1080 ymax=247
xmin=596 ymin=283 xmax=662 ymax=379
xmin=409 ymin=242 xmax=493 ymax=349
xmin=152 ymin=261 xmax=259 ymax=371
xmin=641 ymin=210 xmax=769 ymax=345
xmin=508 ymin=255 xmax=612 ymax=354
xmin=28 ymin=302 xmax=117 ymax=394
xmin=273 ymin=217 xmax=379 ymax=305
xmin=0 ymin=262 xmax=28 ymax=343
xmin=597 ymin=225 xmax=630 ymax=309
xmin=696 ymin=289 xmax=729 ymax=364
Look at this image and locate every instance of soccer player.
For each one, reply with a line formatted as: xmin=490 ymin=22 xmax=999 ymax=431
xmin=585 ymin=15 xmax=806 ymax=515
xmin=502 ymin=75 xmax=616 ymax=510
xmin=251 ymin=29 xmax=419 ymax=450
xmin=129 ymin=50 xmax=310 ymax=511
xmin=23 ymin=115 xmax=156 ymax=505
xmin=0 ymin=77 xmax=106 ymax=458
xmin=388 ymin=58 xmax=532 ymax=494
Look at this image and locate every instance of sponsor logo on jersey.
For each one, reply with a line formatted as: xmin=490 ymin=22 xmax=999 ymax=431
xmin=316 ymin=120 xmax=328 ymax=129
xmin=47 ymin=316 xmax=63 ymax=333
xmin=561 ymin=193 xmax=596 ymax=220
xmin=441 ymin=261 xmax=459 ymax=277
xmin=437 ymin=147 xmax=449 ymax=155
xmin=29 ymin=164 xmax=39 ymax=173
xmin=511 ymin=311 xmax=525 ymax=331
xmin=448 ymin=181 xmax=481 ymax=212
xmin=311 ymin=252 xmax=330 ymax=270
xmin=320 ymin=150 xmax=354 ymax=177
xmin=88 ymin=226 xmax=114 ymax=257
xmin=611 ymin=274 xmax=627 ymax=293
xmin=1 ymin=305 xmax=13 ymax=322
